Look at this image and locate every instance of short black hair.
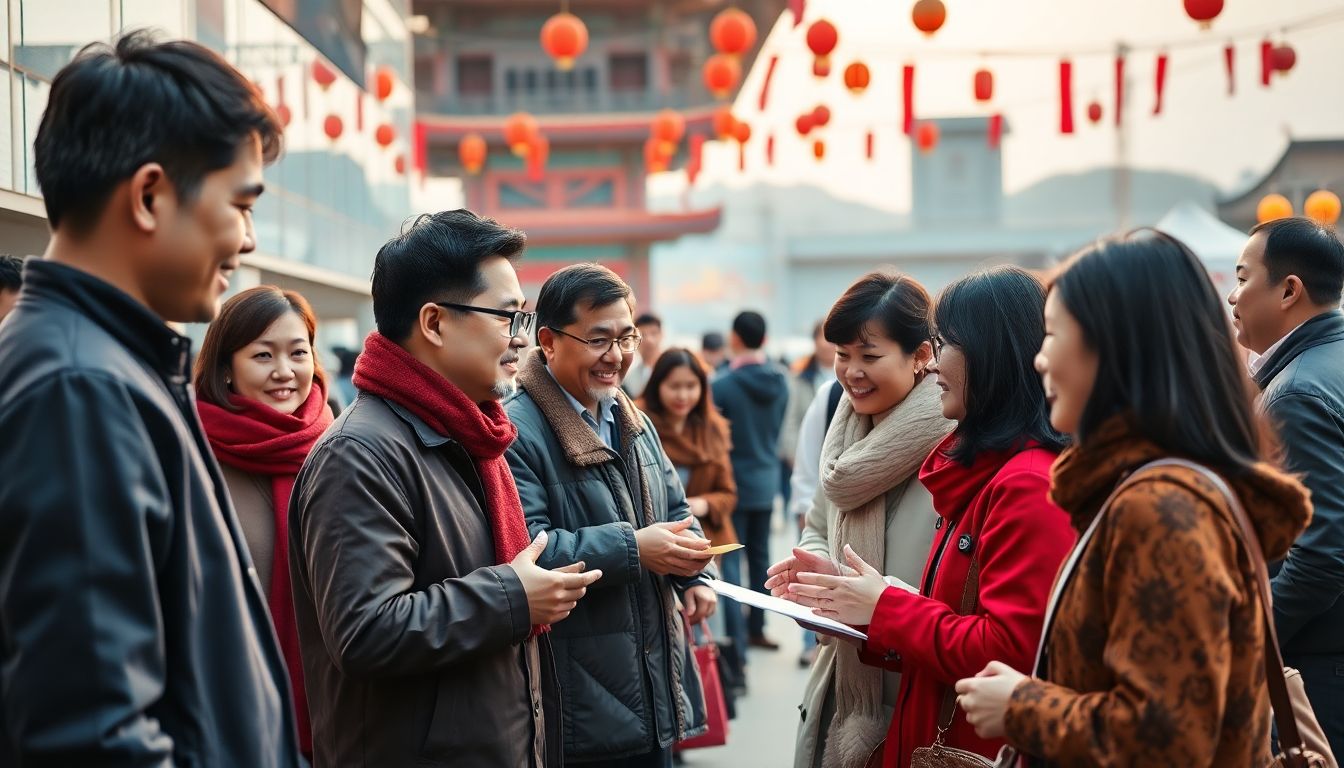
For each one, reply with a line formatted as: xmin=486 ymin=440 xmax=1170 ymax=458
xmin=935 ymin=267 xmax=1068 ymax=465
xmin=535 ymin=263 xmax=633 ymax=331
xmin=635 ymin=312 xmax=662 ymax=329
xmin=34 ymin=30 xmax=283 ymax=236
xmin=1250 ymin=216 xmax=1344 ymax=306
xmin=824 ymin=270 xmax=932 ymax=354
xmin=702 ymin=331 xmax=725 ymax=351
xmin=1054 ymin=230 xmax=1275 ymax=473
xmin=371 ymin=209 xmax=527 ymax=342
xmin=0 ymin=255 xmax=21 ymax=292
xmin=732 ymin=311 xmax=767 ymax=349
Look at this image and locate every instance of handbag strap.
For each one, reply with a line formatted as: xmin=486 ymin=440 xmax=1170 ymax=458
xmin=934 ymin=552 xmax=981 ymax=742
xmin=1145 ymin=459 xmax=1311 ymax=767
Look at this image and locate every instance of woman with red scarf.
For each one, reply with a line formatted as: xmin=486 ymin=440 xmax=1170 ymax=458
xmin=194 ymin=286 xmax=333 ymax=755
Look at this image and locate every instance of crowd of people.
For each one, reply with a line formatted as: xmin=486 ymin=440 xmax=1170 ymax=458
xmin=1 ymin=31 xmax=1343 ymax=768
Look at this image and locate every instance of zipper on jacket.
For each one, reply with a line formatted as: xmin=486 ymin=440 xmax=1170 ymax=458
xmin=923 ymin=520 xmax=958 ymax=597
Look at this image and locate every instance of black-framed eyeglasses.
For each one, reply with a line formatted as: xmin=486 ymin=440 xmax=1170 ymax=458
xmin=436 ymin=302 xmax=536 ymax=338
xmin=931 ymin=333 xmax=946 ymax=362
xmin=547 ymin=326 xmax=642 ymax=355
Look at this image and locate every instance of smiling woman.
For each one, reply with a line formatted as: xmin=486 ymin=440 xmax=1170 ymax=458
xmin=192 ymin=284 xmax=334 ymax=756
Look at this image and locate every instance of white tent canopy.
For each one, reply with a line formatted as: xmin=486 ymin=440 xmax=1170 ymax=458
xmin=1155 ymin=200 xmax=1249 ymax=299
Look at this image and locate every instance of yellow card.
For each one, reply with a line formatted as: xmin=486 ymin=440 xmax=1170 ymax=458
xmin=704 ymin=543 xmax=745 ymax=556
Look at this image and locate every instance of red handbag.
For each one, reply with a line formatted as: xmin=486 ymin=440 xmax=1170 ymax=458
xmin=677 ymin=621 xmax=729 ymax=750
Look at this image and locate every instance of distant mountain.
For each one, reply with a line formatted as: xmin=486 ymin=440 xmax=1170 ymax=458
xmin=1005 ymin=167 xmax=1218 ymax=229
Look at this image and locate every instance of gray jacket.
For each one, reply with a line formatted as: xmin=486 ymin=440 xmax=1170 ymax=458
xmin=504 ymin=353 xmax=709 ymax=761
xmin=1256 ymin=309 xmax=1344 ymax=654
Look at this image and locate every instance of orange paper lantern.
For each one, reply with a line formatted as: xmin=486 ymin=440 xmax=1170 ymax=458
xmin=732 ymin=120 xmax=752 ymax=145
xmin=651 ymin=109 xmax=686 ymax=149
xmin=1087 ymin=101 xmax=1104 ymax=124
xmin=644 ymin=137 xmax=672 ymax=173
xmin=710 ymin=8 xmax=757 ymax=57
xmin=813 ymin=139 xmax=826 ymax=161
xmin=540 ymin=12 xmax=589 ymax=71
xmin=458 ymin=133 xmax=487 ymax=174
xmin=504 ymin=112 xmax=539 ymax=156
xmin=915 ymin=121 xmax=939 ymax=153
xmin=811 ymin=105 xmax=831 ymax=128
xmin=323 ymin=114 xmax=343 ymax=141
xmin=1256 ymin=193 xmax=1294 ymax=223
xmin=843 ymin=61 xmax=871 ymax=94
xmin=703 ymin=54 xmax=742 ymax=100
xmin=712 ymin=106 xmax=737 ymax=139
xmin=974 ymin=69 xmax=994 ymax=103
xmin=795 ymin=113 xmax=814 ymax=137
xmin=374 ymin=123 xmax=396 ymax=148
xmin=912 ymin=0 xmax=947 ymax=37
xmin=1305 ymin=190 xmax=1341 ymax=225
xmin=394 ymin=154 xmax=406 ymax=174
xmin=806 ymin=20 xmax=838 ymax=75
xmin=526 ymin=134 xmax=550 ymax=181
xmin=374 ymin=66 xmax=396 ymax=101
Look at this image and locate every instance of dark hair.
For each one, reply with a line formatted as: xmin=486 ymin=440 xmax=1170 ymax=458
xmin=732 ymin=311 xmax=767 ymax=349
xmin=936 ymin=267 xmax=1068 ymax=465
xmin=535 ymin=262 xmax=633 ymax=331
xmin=0 ymin=255 xmax=21 ymax=291
xmin=371 ymin=209 xmax=526 ymax=342
xmin=635 ymin=312 xmax=663 ymax=329
xmin=194 ymin=285 xmax=325 ymax=410
xmin=34 ymin=30 xmax=282 ymax=236
xmin=1053 ymin=230 xmax=1275 ymax=472
xmin=824 ymin=270 xmax=932 ymax=354
xmin=1250 ymin=216 xmax=1344 ymax=306
xmin=641 ymin=348 xmax=728 ymax=431
xmin=702 ymin=331 xmax=725 ymax=351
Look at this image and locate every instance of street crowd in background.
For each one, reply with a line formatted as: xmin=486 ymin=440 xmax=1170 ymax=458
xmin=1 ymin=32 xmax=1343 ymax=768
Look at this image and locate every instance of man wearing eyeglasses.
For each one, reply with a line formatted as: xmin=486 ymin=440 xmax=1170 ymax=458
xmin=504 ymin=263 xmax=717 ymax=767
xmin=289 ymin=210 xmax=602 ymax=767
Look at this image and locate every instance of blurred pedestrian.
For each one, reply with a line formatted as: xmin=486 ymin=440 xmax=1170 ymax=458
xmin=1228 ymin=216 xmax=1344 ymax=754
xmin=506 ymin=264 xmax=715 ymax=767
xmin=957 ymin=231 xmax=1312 ymax=765
xmin=713 ymin=311 xmax=790 ymax=657
xmin=701 ymin=330 xmax=729 ymax=375
xmin=0 ymin=254 xmax=21 ymax=322
xmin=764 ymin=272 xmax=952 ymax=767
xmin=194 ymin=286 xmax=333 ymax=756
xmin=290 ymin=211 xmax=600 ymax=767
xmin=0 ymin=32 xmax=302 ymax=765
xmin=784 ymin=267 xmax=1073 ymax=767
xmin=780 ymin=321 xmax=837 ymax=512
xmin=622 ymin=311 xmax=664 ymax=398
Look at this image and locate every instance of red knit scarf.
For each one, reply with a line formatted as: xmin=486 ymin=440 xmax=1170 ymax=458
xmin=351 ymin=332 xmax=543 ymax=634
xmin=197 ymin=380 xmax=333 ymax=755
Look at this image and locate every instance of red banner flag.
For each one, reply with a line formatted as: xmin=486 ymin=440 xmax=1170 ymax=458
xmin=1224 ymin=44 xmax=1235 ymax=95
xmin=1114 ymin=54 xmax=1125 ymax=127
xmin=902 ymin=64 xmax=916 ymax=135
xmin=1261 ymin=39 xmax=1273 ymax=86
xmin=1059 ymin=59 xmax=1074 ymax=134
xmin=1153 ymin=52 xmax=1169 ymax=115
xmin=987 ymin=114 xmax=1003 ymax=149
xmin=759 ymin=55 xmax=779 ymax=111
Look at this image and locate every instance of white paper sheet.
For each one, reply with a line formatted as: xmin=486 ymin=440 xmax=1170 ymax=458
xmin=703 ymin=578 xmax=868 ymax=642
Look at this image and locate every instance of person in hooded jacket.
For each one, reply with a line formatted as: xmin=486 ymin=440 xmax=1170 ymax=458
xmin=957 ymin=231 xmax=1313 ymax=766
xmin=783 ymin=267 xmax=1073 ymax=767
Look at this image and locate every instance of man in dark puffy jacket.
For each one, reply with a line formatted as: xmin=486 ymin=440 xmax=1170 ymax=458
xmin=505 ymin=263 xmax=715 ymax=767
xmin=711 ymin=311 xmax=790 ymax=662
xmin=1229 ymin=216 xmax=1344 ymax=755
xmin=0 ymin=33 xmax=301 ymax=766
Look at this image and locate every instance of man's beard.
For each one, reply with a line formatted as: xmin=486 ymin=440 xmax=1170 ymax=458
xmin=490 ymin=377 xmax=518 ymax=399
xmin=586 ymin=384 xmax=619 ymax=402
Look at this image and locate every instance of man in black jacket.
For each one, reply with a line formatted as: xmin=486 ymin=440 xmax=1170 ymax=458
xmin=0 ymin=33 xmax=302 ymax=765
xmin=1229 ymin=216 xmax=1344 ymax=754
xmin=290 ymin=211 xmax=600 ymax=767
xmin=505 ymin=264 xmax=715 ymax=767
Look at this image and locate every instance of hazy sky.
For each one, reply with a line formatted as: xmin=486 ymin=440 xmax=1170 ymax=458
xmin=658 ymin=0 xmax=1344 ymax=212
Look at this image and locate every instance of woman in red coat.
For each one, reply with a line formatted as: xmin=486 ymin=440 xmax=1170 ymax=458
xmin=786 ymin=267 xmax=1075 ymax=767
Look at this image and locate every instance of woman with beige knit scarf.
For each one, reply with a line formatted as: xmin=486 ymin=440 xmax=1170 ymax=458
xmin=766 ymin=271 xmax=953 ymax=768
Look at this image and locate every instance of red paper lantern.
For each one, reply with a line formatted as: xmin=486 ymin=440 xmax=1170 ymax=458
xmin=540 ymin=12 xmax=589 ymax=71
xmin=275 ymin=103 xmax=292 ymax=128
xmin=374 ymin=66 xmax=396 ymax=101
xmin=912 ymin=0 xmax=947 ymax=37
xmin=504 ymin=112 xmax=539 ymax=156
xmin=710 ymin=8 xmax=757 ymax=57
xmin=813 ymin=139 xmax=825 ymax=161
xmin=974 ymin=68 xmax=994 ymax=103
xmin=1183 ymin=0 xmax=1224 ymax=29
xmin=1271 ymin=44 xmax=1297 ymax=74
xmin=644 ymin=137 xmax=672 ymax=173
xmin=312 ymin=60 xmax=337 ymax=90
xmin=732 ymin=120 xmax=752 ymax=145
xmin=526 ymin=134 xmax=550 ymax=181
xmin=795 ymin=114 xmax=814 ymax=136
xmin=915 ymin=121 xmax=939 ymax=153
xmin=323 ymin=114 xmax=343 ymax=141
xmin=651 ymin=109 xmax=686 ymax=149
xmin=843 ymin=61 xmax=871 ymax=94
xmin=703 ymin=54 xmax=742 ymax=100
xmin=458 ymin=133 xmax=487 ymax=174
xmin=394 ymin=154 xmax=406 ymax=174
xmin=374 ymin=123 xmax=396 ymax=148
xmin=712 ymin=106 xmax=737 ymax=139
xmin=806 ymin=20 xmax=838 ymax=75
xmin=811 ymin=105 xmax=831 ymax=128
xmin=1087 ymin=101 xmax=1104 ymax=124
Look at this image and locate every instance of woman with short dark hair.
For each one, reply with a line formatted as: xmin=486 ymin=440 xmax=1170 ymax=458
xmin=195 ymin=285 xmax=333 ymax=756
xmin=956 ymin=232 xmax=1312 ymax=765
xmin=784 ymin=266 xmax=1074 ymax=767
xmin=766 ymin=270 xmax=954 ymax=768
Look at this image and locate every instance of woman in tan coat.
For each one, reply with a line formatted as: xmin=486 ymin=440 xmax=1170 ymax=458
xmin=639 ymin=347 xmax=738 ymax=548
xmin=766 ymin=271 xmax=954 ymax=768
xmin=957 ymin=232 xmax=1312 ymax=765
